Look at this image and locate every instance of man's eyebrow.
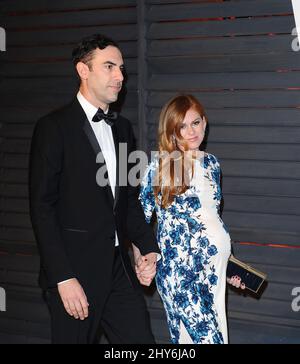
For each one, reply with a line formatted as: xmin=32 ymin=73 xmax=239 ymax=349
xmin=103 ymin=61 xmax=125 ymax=68
xmin=103 ymin=61 xmax=116 ymax=65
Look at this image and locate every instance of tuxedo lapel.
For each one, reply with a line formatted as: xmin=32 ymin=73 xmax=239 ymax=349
xmin=79 ymin=107 xmax=114 ymax=207
xmin=82 ymin=117 xmax=101 ymax=156
xmin=111 ymin=123 xmax=120 ymax=211
xmin=71 ymin=97 xmax=121 ymax=210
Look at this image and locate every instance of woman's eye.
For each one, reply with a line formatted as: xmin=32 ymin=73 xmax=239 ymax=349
xmin=193 ymin=118 xmax=204 ymax=127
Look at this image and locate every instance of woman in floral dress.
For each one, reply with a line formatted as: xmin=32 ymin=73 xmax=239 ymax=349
xmin=136 ymin=95 xmax=244 ymax=344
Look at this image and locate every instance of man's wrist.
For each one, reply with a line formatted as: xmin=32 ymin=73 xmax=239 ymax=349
xmin=57 ymin=278 xmax=75 ymax=286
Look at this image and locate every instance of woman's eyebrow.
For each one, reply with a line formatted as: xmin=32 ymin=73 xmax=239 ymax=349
xmin=181 ymin=117 xmax=202 ymax=125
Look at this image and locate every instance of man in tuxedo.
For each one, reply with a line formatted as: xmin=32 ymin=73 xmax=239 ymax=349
xmin=29 ymin=34 xmax=160 ymax=344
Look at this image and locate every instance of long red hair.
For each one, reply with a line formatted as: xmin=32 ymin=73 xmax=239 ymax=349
xmin=153 ymin=94 xmax=207 ymax=208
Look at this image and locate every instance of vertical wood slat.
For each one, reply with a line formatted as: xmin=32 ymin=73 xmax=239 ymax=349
xmin=137 ymin=1 xmax=148 ymax=151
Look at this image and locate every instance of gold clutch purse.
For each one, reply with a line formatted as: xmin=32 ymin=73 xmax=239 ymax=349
xmin=227 ymin=255 xmax=267 ymax=294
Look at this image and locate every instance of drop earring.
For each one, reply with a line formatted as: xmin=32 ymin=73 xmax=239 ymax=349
xmin=172 ymin=135 xmax=176 ymax=145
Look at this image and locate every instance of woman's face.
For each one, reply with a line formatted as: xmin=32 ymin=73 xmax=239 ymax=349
xmin=177 ymin=108 xmax=206 ymax=151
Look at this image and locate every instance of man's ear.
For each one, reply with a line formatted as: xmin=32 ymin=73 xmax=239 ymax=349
xmin=76 ymin=62 xmax=90 ymax=81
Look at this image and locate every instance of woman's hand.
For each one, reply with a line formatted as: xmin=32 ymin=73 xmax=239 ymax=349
xmin=132 ymin=243 xmax=142 ymax=267
xmin=227 ymin=276 xmax=246 ymax=290
xmin=132 ymin=244 xmax=157 ymax=286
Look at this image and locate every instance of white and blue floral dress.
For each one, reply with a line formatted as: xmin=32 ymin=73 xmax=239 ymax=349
xmin=139 ymin=152 xmax=231 ymax=344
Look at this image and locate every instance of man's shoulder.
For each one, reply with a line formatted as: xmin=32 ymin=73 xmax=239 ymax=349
xmin=115 ymin=114 xmax=135 ymax=139
xmin=35 ymin=98 xmax=79 ymax=131
xmin=115 ymin=114 xmax=132 ymax=128
xmin=39 ymin=99 xmax=77 ymax=122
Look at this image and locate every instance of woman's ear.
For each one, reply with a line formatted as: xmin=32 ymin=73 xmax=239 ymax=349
xmin=202 ymin=116 xmax=207 ymax=131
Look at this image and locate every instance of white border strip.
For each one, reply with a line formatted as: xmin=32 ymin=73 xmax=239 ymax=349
xmin=0 ymin=27 xmax=6 ymax=52
xmin=0 ymin=287 xmax=6 ymax=312
xmin=292 ymin=0 xmax=300 ymax=40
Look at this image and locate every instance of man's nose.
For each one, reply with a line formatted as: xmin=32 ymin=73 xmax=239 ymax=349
xmin=115 ymin=68 xmax=124 ymax=82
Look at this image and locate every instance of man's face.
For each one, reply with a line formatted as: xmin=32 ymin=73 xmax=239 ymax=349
xmin=84 ymin=46 xmax=124 ymax=109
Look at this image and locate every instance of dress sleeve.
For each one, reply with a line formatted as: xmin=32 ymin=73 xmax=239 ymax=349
xmin=216 ymin=157 xmax=221 ymax=187
xmin=216 ymin=158 xmax=222 ymax=215
xmin=209 ymin=154 xmax=222 ymax=215
xmin=139 ymin=162 xmax=156 ymax=223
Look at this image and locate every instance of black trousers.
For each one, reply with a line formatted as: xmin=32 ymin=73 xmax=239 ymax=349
xmin=45 ymin=248 xmax=155 ymax=344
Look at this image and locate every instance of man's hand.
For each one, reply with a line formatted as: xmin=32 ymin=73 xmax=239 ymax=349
xmin=132 ymin=245 xmax=157 ymax=286
xmin=57 ymin=278 xmax=89 ymax=320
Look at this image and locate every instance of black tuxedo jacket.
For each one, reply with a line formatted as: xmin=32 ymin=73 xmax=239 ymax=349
xmin=29 ymin=98 xmax=159 ymax=299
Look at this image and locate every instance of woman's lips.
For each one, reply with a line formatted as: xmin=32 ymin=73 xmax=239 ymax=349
xmin=188 ymin=137 xmax=198 ymax=142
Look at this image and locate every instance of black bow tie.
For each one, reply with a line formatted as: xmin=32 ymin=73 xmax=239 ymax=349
xmin=92 ymin=108 xmax=118 ymax=126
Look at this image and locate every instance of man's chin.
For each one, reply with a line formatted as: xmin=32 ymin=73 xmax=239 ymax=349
xmin=109 ymin=94 xmax=119 ymax=103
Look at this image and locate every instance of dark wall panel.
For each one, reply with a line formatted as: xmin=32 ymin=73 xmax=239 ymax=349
xmin=228 ymin=243 xmax=300 ymax=344
xmin=0 ymin=0 xmax=300 ymax=344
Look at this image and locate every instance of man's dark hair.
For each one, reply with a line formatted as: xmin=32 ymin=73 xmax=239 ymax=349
xmin=72 ymin=34 xmax=119 ymax=68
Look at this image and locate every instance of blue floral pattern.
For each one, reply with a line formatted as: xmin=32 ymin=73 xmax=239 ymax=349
xmin=139 ymin=153 xmax=231 ymax=344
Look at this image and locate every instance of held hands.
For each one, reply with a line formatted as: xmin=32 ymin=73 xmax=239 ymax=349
xmin=132 ymin=244 xmax=245 ymax=290
xmin=57 ymin=278 xmax=89 ymax=320
xmin=227 ymin=276 xmax=246 ymax=290
xmin=132 ymin=244 xmax=157 ymax=287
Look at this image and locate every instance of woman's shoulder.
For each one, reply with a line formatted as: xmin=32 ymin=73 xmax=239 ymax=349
xmin=204 ymin=152 xmax=220 ymax=167
xmin=147 ymin=154 xmax=160 ymax=171
xmin=141 ymin=156 xmax=159 ymax=184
